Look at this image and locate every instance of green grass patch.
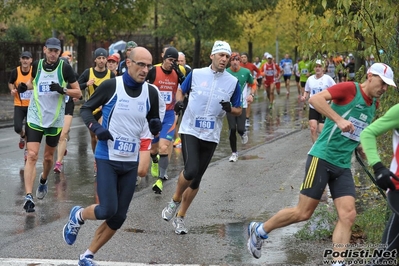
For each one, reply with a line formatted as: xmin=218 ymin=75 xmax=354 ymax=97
xmin=353 ymin=200 xmax=390 ymax=244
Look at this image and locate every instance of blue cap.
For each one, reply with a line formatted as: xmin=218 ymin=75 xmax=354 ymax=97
xmin=45 ymin=37 xmax=61 ymax=50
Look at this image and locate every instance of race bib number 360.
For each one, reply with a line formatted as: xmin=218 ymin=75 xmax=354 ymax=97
xmin=195 ymin=116 xmax=215 ymax=130
xmin=113 ymin=137 xmax=137 ymax=157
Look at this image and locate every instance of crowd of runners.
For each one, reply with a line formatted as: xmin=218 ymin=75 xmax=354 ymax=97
xmin=7 ymin=36 xmax=398 ymax=265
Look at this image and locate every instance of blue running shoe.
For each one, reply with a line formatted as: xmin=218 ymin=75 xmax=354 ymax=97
xmin=36 ymin=174 xmax=48 ymax=200
xmin=247 ymin=221 xmax=268 ymax=259
xmin=23 ymin=194 xmax=35 ymax=213
xmin=63 ymin=206 xmax=84 ymax=245
xmin=78 ymin=254 xmax=98 ymax=266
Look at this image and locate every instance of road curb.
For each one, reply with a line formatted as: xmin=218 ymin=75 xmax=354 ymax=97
xmin=0 ymin=121 xmax=13 ymax=129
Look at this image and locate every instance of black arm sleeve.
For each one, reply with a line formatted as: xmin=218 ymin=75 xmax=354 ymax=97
xmin=146 ymin=68 xmax=156 ymax=84
xmin=80 ymin=78 xmax=117 ymax=127
xmin=8 ymin=69 xmax=17 ymax=84
xmin=62 ymin=63 xmax=77 ymax=84
xmin=78 ymin=69 xmax=90 ymax=90
xmin=146 ymin=84 xmax=161 ymax=123
xmin=31 ymin=61 xmax=39 ymax=78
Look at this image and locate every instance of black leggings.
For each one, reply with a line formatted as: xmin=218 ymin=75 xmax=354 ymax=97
xmin=365 ymin=212 xmax=399 ymax=265
xmin=226 ymin=109 xmax=246 ymax=153
xmin=14 ymin=106 xmax=28 ymax=134
xmin=181 ymin=134 xmax=217 ymax=189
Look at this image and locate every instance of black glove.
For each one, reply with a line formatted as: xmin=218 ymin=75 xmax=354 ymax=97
xmin=220 ymin=100 xmax=232 ymax=113
xmin=89 ymin=122 xmax=114 ymax=141
xmin=172 ymin=62 xmax=185 ymax=84
xmin=149 ymin=118 xmax=162 ymax=136
xmin=174 ymin=100 xmax=184 ymax=114
xmin=49 ymin=82 xmax=65 ymax=94
xmin=373 ymin=162 xmax=399 ymax=190
xmin=17 ymin=82 xmax=28 ymax=93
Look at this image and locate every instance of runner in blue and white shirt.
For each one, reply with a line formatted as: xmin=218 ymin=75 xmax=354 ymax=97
xmin=161 ymin=41 xmax=242 ymax=235
xmin=62 ymin=47 xmax=162 ymax=266
xmin=280 ymin=53 xmax=293 ymax=95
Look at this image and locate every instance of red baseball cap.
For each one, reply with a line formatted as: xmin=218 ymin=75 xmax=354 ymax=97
xmin=107 ymin=54 xmax=119 ymax=63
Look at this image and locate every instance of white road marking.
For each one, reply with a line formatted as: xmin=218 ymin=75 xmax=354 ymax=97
xmin=0 ymin=258 xmax=216 ymax=266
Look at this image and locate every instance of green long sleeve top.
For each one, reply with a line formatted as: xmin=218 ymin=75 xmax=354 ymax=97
xmin=360 ymin=103 xmax=399 ymax=166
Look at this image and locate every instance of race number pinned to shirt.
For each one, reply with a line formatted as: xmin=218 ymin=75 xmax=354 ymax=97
xmin=195 ymin=116 xmax=215 ymax=130
xmin=311 ymin=87 xmax=323 ymax=95
xmin=20 ymin=90 xmax=32 ymax=100
xmin=341 ymin=116 xmax=368 ymax=142
xmin=160 ymin=91 xmax=172 ymax=104
xmin=113 ymin=136 xmax=137 ymax=157
xmin=38 ymin=81 xmax=54 ymax=95
xmin=301 ymin=69 xmax=309 ymax=74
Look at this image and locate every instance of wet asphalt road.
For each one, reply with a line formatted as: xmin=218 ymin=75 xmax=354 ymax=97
xmin=0 ymin=92 xmax=323 ymax=265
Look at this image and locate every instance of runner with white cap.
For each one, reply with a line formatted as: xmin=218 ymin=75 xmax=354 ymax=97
xmin=247 ymin=62 xmax=396 ymax=263
xmin=301 ymin=59 xmax=336 ymax=143
xmin=161 ymin=40 xmax=242 ymax=234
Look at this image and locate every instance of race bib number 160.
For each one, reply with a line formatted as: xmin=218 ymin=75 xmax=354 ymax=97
xmin=195 ymin=116 xmax=215 ymax=130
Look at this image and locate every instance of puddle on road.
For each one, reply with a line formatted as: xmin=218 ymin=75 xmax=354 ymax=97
xmin=124 ymin=210 xmax=309 ymax=265
xmin=189 ymin=218 xmax=308 ymax=265
xmin=121 ymin=209 xmax=310 ymax=264
xmin=239 ymin=155 xmax=264 ymax=160
xmin=124 ymin=228 xmax=145 ymax=233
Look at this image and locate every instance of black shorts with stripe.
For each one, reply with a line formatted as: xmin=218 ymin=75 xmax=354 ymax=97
xmin=300 ymin=155 xmax=356 ymax=200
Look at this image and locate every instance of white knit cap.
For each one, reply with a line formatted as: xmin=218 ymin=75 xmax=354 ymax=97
xmin=211 ymin=41 xmax=231 ymax=56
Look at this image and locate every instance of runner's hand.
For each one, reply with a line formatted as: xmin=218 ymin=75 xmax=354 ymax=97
xmin=50 ymin=82 xmax=65 ymax=94
xmin=373 ymin=162 xmax=399 ymax=190
xmin=149 ymin=118 xmax=162 ymax=136
xmin=17 ymin=82 xmax=28 ymax=93
xmin=174 ymin=101 xmax=184 ymax=114
xmin=220 ymin=100 xmax=231 ymax=113
xmin=89 ymin=122 xmax=114 ymax=141
xmin=172 ymin=62 xmax=185 ymax=84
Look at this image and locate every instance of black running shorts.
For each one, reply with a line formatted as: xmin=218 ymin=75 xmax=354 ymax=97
xmin=300 ymin=155 xmax=356 ymax=200
xmin=308 ymin=107 xmax=325 ymax=124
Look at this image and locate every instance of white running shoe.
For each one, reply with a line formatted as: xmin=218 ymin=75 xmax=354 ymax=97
xmin=245 ymin=119 xmax=251 ymax=127
xmin=247 ymin=222 xmax=268 ymax=259
xmin=173 ymin=216 xmax=188 ymax=234
xmin=241 ymin=132 xmax=248 ymax=144
xmin=229 ymin=153 xmax=238 ymax=162
xmin=162 ymin=199 xmax=181 ymax=221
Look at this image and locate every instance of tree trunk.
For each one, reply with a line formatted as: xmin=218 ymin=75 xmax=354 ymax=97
xmin=77 ymin=35 xmax=87 ymax=75
xmin=354 ymin=29 xmax=365 ymax=72
xmin=193 ymin=37 xmax=201 ymax=68
xmin=294 ymin=46 xmax=298 ymax=62
xmin=247 ymin=41 xmax=253 ymax=62
xmin=154 ymin=1 xmax=160 ymax=63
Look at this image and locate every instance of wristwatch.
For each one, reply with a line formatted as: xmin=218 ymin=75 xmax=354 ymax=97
xmin=250 ymin=93 xmax=255 ymax=97
xmin=63 ymin=88 xmax=68 ymax=94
